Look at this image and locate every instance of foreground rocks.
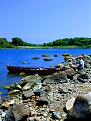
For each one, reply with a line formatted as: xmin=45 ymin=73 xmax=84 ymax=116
xmin=1 ymin=54 xmax=91 ymax=121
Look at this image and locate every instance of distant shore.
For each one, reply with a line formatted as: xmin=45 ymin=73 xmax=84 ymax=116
xmin=0 ymin=45 xmax=90 ymax=50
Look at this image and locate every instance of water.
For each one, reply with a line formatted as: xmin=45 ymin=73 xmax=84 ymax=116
xmin=0 ymin=48 xmax=91 ymax=96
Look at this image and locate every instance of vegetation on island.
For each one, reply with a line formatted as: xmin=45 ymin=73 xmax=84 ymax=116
xmin=0 ymin=37 xmax=91 ymax=49
xmin=43 ymin=37 xmax=91 ymax=48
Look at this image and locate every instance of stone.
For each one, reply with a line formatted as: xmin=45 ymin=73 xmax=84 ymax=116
xmin=21 ymin=74 xmax=42 ymax=83
xmin=12 ymin=104 xmax=30 ymax=121
xmin=36 ymin=96 xmax=48 ymax=106
xmin=22 ymin=90 xmax=34 ymax=99
xmin=33 ymin=89 xmax=44 ymax=96
xmin=51 ymin=111 xmax=61 ymax=120
xmin=78 ymin=73 xmax=89 ymax=79
xmin=2 ymin=102 xmax=10 ymax=109
xmin=27 ymin=117 xmax=38 ymax=121
xmin=9 ymin=90 xmax=20 ymax=95
xmin=22 ymin=82 xmax=36 ymax=91
xmin=2 ymin=111 xmax=6 ymax=118
xmin=67 ymin=96 xmax=91 ymax=119
xmin=84 ymin=92 xmax=91 ymax=105
xmin=66 ymin=97 xmax=76 ymax=111
xmin=0 ymin=115 xmax=2 ymax=121
xmin=3 ymin=110 xmax=15 ymax=121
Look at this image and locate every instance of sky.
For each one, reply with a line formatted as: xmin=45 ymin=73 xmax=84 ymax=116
xmin=0 ymin=0 xmax=90 ymax=44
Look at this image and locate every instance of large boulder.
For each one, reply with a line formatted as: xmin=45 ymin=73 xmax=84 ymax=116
xmin=65 ymin=93 xmax=91 ymax=120
xmin=21 ymin=74 xmax=42 ymax=83
xmin=77 ymin=72 xmax=90 ymax=83
xmin=12 ymin=104 xmax=30 ymax=121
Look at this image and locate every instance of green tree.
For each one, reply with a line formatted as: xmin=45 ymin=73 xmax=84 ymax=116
xmin=0 ymin=38 xmax=10 ymax=47
xmin=12 ymin=37 xmax=24 ymax=46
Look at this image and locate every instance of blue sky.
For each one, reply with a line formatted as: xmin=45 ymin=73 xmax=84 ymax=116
xmin=0 ymin=0 xmax=90 ymax=44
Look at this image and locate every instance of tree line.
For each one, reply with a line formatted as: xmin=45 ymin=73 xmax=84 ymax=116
xmin=0 ymin=37 xmax=34 ymax=48
xmin=0 ymin=37 xmax=91 ymax=48
xmin=43 ymin=37 xmax=91 ymax=48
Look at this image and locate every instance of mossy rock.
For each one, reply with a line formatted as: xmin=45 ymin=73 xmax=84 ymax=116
xmin=58 ymin=64 xmax=63 ymax=68
xmin=54 ymin=54 xmax=58 ymax=57
xmin=62 ymin=53 xmax=72 ymax=57
xmin=32 ymin=57 xmax=40 ymax=60
xmin=42 ymin=54 xmax=50 ymax=57
xmin=43 ymin=58 xmax=53 ymax=61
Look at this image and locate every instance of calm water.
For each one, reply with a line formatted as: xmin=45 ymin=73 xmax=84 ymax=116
xmin=0 ymin=48 xmax=91 ymax=96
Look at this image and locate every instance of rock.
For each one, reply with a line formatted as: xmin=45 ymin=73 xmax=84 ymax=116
xmin=22 ymin=82 xmax=35 ymax=91
xmin=19 ymin=72 xmax=26 ymax=76
xmin=21 ymin=74 xmax=42 ymax=83
xmin=9 ymin=100 xmax=15 ymax=105
xmin=62 ymin=53 xmax=72 ymax=57
xmin=22 ymin=61 xmax=28 ymax=64
xmin=42 ymin=72 xmax=68 ymax=84
xmin=0 ymin=109 xmax=2 ymax=115
xmin=54 ymin=54 xmax=58 ymax=57
xmin=77 ymin=72 xmax=89 ymax=83
xmin=9 ymin=89 xmax=20 ymax=95
xmin=3 ymin=110 xmax=15 ymax=121
xmin=66 ymin=97 xmax=76 ymax=111
xmin=22 ymin=90 xmax=34 ymax=99
xmin=33 ymin=83 xmax=42 ymax=91
xmin=51 ymin=111 xmax=61 ymax=120
xmin=32 ymin=57 xmax=40 ymax=60
xmin=58 ymin=88 xmax=68 ymax=94
xmin=2 ymin=111 xmax=6 ymax=118
xmin=12 ymin=104 xmax=30 ymax=121
xmin=36 ymin=96 xmax=48 ymax=106
xmin=10 ymin=84 xmax=22 ymax=91
xmin=27 ymin=117 xmax=38 ymax=121
xmin=84 ymin=92 xmax=91 ymax=105
xmin=42 ymin=54 xmax=50 ymax=57
xmin=33 ymin=89 xmax=44 ymax=96
xmin=53 ymin=71 xmax=68 ymax=81
xmin=64 ymin=68 xmax=76 ymax=79
xmin=42 ymin=69 xmax=75 ymax=84
xmin=67 ymin=96 xmax=91 ymax=119
xmin=41 ymin=77 xmax=54 ymax=84
xmin=0 ymin=115 xmax=2 ymax=121
xmin=2 ymin=102 xmax=10 ymax=109
xmin=78 ymin=73 xmax=89 ymax=79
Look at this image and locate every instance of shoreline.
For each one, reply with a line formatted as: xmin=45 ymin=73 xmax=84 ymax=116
xmin=0 ymin=54 xmax=91 ymax=120
xmin=0 ymin=45 xmax=91 ymax=49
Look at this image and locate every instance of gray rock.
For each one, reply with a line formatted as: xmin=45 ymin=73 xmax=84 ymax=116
xmin=37 ymin=96 xmax=48 ymax=106
xmin=33 ymin=89 xmax=44 ymax=96
xmin=21 ymin=74 xmax=42 ymax=83
xmin=22 ymin=90 xmax=34 ymax=99
xmin=84 ymin=92 xmax=91 ymax=105
xmin=78 ymin=73 xmax=89 ymax=79
xmin=51 ymin=111 xmax=61 ymax=120
xmin=12 ymin=104 xmax=30 ymax=121
xmin=3 ymin=110 xmax=15 ymax=121
xmin=27 ymin=117 xmax=38 ymax=121
xmin=68 ymin=96 xmax=91 ymax=119
xmin=22 ymin=82 xmax=37 ymax=91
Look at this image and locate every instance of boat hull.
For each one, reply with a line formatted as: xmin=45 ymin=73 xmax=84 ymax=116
xmin=7 ymin=65 xmax=61 ymax=76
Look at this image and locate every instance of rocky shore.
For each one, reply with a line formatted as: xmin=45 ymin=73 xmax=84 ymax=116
xmin=0 ymin=54 xmax=91 ymax=121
